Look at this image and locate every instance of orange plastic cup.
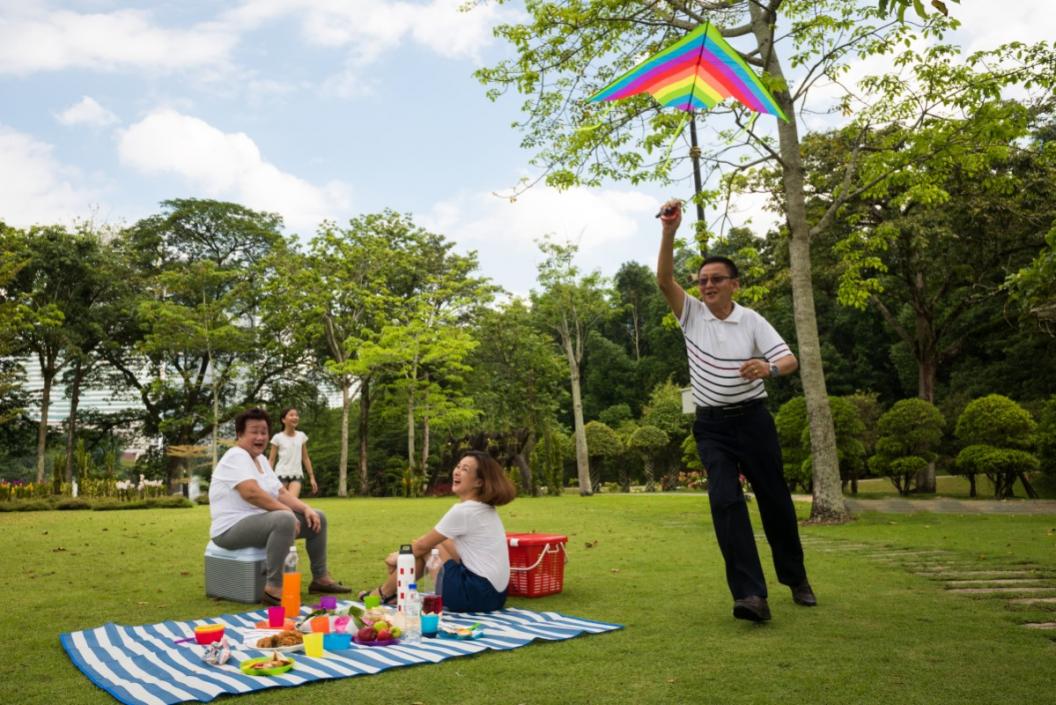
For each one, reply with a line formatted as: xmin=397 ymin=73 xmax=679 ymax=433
xmin=310 ymin=616 xmax=330 ymax=633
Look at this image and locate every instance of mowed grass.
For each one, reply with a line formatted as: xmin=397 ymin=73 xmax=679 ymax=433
xmin=4 ymin=496 xmax=1056 ymax=705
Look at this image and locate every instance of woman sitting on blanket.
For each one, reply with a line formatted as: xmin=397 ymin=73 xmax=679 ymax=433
xmin=209 ymin=407 xmax=352 ymax=605
xmin=360 ymin=450 xmax=516 ymax=613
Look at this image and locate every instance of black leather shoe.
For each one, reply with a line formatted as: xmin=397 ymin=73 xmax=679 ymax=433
xmin=733 ymin=595 xmax=771 ymax=622
xmin=791 ymin=581 xmax=817 ymax=606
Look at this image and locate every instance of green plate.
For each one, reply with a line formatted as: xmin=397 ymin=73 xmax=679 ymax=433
xmin=240 ymin=656 xmax=295 ymax=676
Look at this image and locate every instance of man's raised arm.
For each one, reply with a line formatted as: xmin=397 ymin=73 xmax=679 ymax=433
xmin=656 ymin=198 xmax=687 ymax=320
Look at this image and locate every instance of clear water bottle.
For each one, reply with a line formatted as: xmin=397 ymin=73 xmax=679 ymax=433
xmin=424 ymin=548 xmax=444 ymax=594
xmin=403 ymin=583 xmax=422 ymax=644
xmin=283 ymin=546 xmax=299 ymax=573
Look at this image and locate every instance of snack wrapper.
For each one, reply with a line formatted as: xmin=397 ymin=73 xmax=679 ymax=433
xmin=201 ymin=636 xmax=231 ymax=665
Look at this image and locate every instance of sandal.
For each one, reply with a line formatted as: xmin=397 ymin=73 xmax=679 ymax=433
xmin=357 ymin=585 xmax=397 ymax=605
xmin=261 ymin=590 xmax=283 ymax=606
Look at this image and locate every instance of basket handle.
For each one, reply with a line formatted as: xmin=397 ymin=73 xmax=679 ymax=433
xmin=509 ymin=542 xmax=568 ymax=573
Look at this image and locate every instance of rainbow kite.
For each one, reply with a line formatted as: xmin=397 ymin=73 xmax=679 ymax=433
xmin=588 ymin=23 xmax=788 ymax=121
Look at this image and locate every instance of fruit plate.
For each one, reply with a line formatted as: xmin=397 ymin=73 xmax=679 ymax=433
xmin=353 ymin=636 xmax=400 ymax=647
xmin=254 ymin=619 xmax=297 ymax=631
xmin=240 ymin=656 xmax=295 ymax=676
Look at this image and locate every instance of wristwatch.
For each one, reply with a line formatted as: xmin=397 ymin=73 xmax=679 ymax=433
xmin=769 ymin=363 xmax=780 ymax=378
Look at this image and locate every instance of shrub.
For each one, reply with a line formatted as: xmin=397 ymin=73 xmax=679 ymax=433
xmin=774 ymin=397 xmax=809 ymax=491
xmin=585 ymin=420 xmax=623 ymax=492
xmin=955 ymin=394 xmax=1038 ymax=498
xmin=869 ymin=398 xmax=945 ymax=496
xmin=629 ymin=424 xmax=669 ymax=492
xmin=1036 ymin=396 xmax=1056 ymax=478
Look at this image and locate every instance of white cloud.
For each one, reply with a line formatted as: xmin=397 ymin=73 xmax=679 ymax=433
xmin=117 ymin=109 xmax=352 ymax=233
xmin=222 ymin=0 xmax=516 ymax=96
xmin=422 ymin=185 xmax=658 ymax=296
xmin=55 ymin=96 xmax=119 ymax=127
xmin=0 ymin=7 xmax=237 ymax=75
xmin=0 ymin=125 xmax=104 ymax=227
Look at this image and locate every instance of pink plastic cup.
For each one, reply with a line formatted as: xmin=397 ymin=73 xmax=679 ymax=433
xmin=267 ymin=605 xmax=285 ymax=628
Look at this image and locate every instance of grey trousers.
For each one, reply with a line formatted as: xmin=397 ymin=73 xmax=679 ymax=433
xmin=213 ymin=509 xmax=329 ymax=587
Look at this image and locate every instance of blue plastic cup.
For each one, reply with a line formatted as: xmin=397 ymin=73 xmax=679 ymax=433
xmin=421 ymin=614 xmax=440 ymax=637
xmin=323 ymin=633 xmax=351 ymax=650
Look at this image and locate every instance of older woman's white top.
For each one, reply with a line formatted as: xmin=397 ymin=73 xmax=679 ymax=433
xmin=209 ymin=446 xmax=283 ymax=538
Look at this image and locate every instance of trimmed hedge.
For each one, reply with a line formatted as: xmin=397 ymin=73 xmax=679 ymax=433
xmin=0 ymin=496 xmax=194 ymax=512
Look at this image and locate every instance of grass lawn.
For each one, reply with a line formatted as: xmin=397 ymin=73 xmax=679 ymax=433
xmin=5 ymin=495 xmax=1056 ymax=705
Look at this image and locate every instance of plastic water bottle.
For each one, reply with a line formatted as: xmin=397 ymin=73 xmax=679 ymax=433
xmin=403 ymin=583 xmax=422 ymax=644
xmin=281 ymin=545 xmax=301 ymax=617
xmin=396 ymin=544 xmax=416 ymax=612
xmin=424 ymin=548 xmax=444 ymax=595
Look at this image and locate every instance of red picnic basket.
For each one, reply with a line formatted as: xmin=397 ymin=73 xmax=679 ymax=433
xmin=506 ymin=532 xmax=568 ymax=597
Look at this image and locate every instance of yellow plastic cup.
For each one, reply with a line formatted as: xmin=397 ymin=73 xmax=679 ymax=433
xmin=303 ymin=632 xmax=324 ymax=658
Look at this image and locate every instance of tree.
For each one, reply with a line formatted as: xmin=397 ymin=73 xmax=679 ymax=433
xmin=954 ymin=394 xmax=1039 ymax=498
xmin=584 ymin=420 xmax=622 ymax=492
xmin=469 ymin=299 xmax=566 ymax=495
xmin=1007 ymin=224 xmax=1056 ymax=333
xmin=1036 ymin=396 xmax=1056 ymax=479
xmin=476 ymin=0 xmax=1056 ymax=520
xmin=0 ymin=224 xmax=33 ymax=429
xmin=352 ymin=218 xmax=492 ymax=482
xmin=108 ymin=199 xmax=301 ymax=490
xmin=629 ymin=424 xmax=669 ymax=492
xmin=291 ymin=212 xmax=424 ymax=496
xmin=869 ymin=398 xmax=945 ymax=496
xmin=640 ymin=380 xmax=691 ymax=489
xmin=8 ymin=225 xmax=106 ymax=483
xmin=531 ymin=238 xmax=609 ymax=495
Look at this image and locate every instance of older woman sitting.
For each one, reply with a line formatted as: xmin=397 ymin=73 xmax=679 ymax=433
xmin=209 ymin=407 xmax=351 ymax=604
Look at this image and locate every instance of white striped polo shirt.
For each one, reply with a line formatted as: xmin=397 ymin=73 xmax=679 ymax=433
xmin=678 ymin=294 xmax=793 ymax=409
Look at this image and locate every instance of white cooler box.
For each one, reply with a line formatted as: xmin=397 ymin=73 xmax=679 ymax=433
xmin=204 ymin=541 xmax=267 ymax=603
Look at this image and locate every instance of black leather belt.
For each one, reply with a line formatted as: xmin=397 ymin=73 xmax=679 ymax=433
xmin=695 ymin=399 xmax=764 ymax=419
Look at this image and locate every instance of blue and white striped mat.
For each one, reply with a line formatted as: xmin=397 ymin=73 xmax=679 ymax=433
xmin=60 ymin=605 xmax=622 ymax=705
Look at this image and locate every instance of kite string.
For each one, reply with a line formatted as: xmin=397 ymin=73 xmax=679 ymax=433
xmin=658 ymin=110 xmax=691 ymax=175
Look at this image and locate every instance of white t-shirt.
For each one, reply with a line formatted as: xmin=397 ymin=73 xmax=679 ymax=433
xmin=435 ymin=500 xmax=510 ymax=592
xmin=679 ymin=296 xmax=792 ymax=409
xmin=209 ymin=446 xmax=283 ymax=538
xmin=270 ymin=431 xmax=308 ymax=479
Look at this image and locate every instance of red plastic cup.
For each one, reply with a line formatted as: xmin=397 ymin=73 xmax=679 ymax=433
xmin=310 ymin=616 xmax=330 ymax=633
xmin=267 ymin=605 xmax=285 ymax=628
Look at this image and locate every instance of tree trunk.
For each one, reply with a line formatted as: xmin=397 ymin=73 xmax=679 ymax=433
xmin=513 ymin=430 xmax=537 ymax=496
xmin=967 ymin=473 xmax=976 ymax=497
xmin=644 ymin=459 xmax=655 ymax=492
xmin=406 ymin=390 xmax=416 ymax=472
xmin=914 ymin=335 xmax=939 ymax=493
xmin=358 ymin=377 xmax=370 ymax=495
xmin=421 ymin=412 xmax=430 ymax=476
xmin=1017 ymin=471 xmax=1039 ymax=499
xmin=750 ymin=5 xmax=846 ymax=521
xmin=35 ymin=366 xmax=55 ymax=484
xmin=562 ymin=334 xmax=591 ymax=495
xmin=64 ymin=358 xmax=85 ymax=484
xmin=338 ymin=379 xmax=350 ymax=497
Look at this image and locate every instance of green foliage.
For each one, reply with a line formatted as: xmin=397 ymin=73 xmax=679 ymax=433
xmin=954 ymin=394 xmax=1039 ymax=497
xmin=1037 ymin=396 xmax=1056 ymax=478
xmin=774 ymin=397 xmax=810 ymax=490
xmin=955 ymin=394 xmax=1036 ymax=450
xmin=1006 ymin=224 xmax=1056 ymax=331
xmin=869 ymin=398 xmax=945 ymax=495
xmin=598 ymin=404 xmax=632 ymax=428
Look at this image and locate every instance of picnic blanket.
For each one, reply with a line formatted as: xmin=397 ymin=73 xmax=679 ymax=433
xmin=60 ymin=605 xmax=623 ymax=705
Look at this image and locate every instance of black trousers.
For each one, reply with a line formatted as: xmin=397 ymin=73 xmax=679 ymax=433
xmin=693 ymin=401 xmax=807 ymax=599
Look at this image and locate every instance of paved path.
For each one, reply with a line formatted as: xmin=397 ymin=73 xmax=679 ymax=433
xmin=791 ymin=495 xmax=1056 ymax=515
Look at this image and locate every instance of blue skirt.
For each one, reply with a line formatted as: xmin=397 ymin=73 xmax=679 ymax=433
xmin=439 ymin=559 xmax=507 ymax=612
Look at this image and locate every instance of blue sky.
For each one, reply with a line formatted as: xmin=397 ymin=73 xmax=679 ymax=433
xmin=1 ymin=1 xmax=1049 ymax=296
